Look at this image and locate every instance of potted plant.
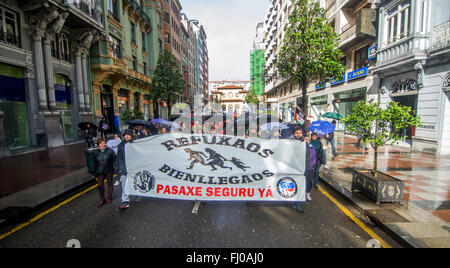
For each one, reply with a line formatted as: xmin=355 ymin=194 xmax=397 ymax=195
xmin=342 ymin=101 xmax=422 ymax=204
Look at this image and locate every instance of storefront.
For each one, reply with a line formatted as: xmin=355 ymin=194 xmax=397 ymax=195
xmin=333 ymin=87 xmax=367 ymax=130
xmin=0 ymin=62 xmax=31 ymax=150
xmin=54 ymin=74 xmax=74 ymax=143
xmin=310 ymin=95 xmax=328 ymax=121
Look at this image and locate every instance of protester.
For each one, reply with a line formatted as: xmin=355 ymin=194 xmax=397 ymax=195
xmin=290 ymin=127 xmax=310 ymax=213
xmin=113 ymin=114 xmax=121 ymax=134
xmin=141 ymin=128 xmax=150 ymax=138
xmin=107 ymin=133 xmax=122 ymax=155
xmin=326 ymin=120 xmax=337 ymax=159
xmin=310 ymin=132 xmax=324 ymax=189
xmin=85 ymin=123 xmax=97 ymax=148
xmin=92 ymin=138 xmax=116 ymax=207
xmin=159 ymin=126 xmax=169 ymax=134
xmin=116 ymin=129 xmax=134 ymax=209
xmin=98 ymin=116 xmax=109 ymax=139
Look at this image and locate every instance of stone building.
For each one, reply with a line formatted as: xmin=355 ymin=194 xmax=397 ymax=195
xmin=0 ymin=0 xmax=104 ymax=155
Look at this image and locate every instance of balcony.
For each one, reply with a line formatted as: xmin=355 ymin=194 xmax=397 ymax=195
xmin=432 ymin=21 xmax=450 ymax=51
xmin=339 ymin=8 xmax=377 ymax=50
xmin=128 ymin=69 xmax=152 ymax=84
xmin=64 ymin=0 xmax=103 ymax=28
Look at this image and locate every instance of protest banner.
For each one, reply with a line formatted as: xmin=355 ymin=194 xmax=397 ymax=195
xmin=125 ymin=134 xmax=306 ymax=202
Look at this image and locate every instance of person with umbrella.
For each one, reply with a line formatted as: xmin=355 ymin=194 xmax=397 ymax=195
xmin=98 ymin=116 xmax=109 ymax=139
xmin=325 ymin=120 xmax=337 ymax=160
xmin=85 ymin=123 xmax=97 ymax=148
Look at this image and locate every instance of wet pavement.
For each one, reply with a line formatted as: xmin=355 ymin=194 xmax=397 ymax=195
xmin=321 ymin=133 xmax=450 ymax=248
xmin=0 ymin=142 xmax=87 ymax=196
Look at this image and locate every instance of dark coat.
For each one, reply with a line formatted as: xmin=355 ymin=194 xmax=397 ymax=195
xmin=116 ymin=139 xmax=133 ymax=177
xmin=92 ymin=148 xmax=116 ymax=176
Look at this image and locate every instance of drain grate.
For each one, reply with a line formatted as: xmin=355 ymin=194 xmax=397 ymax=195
xmin=366 ymin=209 xmax=410 ymax=223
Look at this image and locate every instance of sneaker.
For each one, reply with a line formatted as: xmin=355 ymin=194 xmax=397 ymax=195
xmin=114 ymin=180 xmax=120 ymax=187
xmin=307 ymin=193 xmax=312 ymax=201
xmin=324 ymin=165 xmax=329 ymax=170
xmin=119 ymin=202 xmax=130 ymax=209
xmin=97 ymin=199 xmax=105 ymax=207
xmin=292 ymin=205 xmax=304 ymax=213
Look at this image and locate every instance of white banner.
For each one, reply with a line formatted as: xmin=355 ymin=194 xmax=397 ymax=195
xmin=125 ymin=134 xmax=306 ymax=202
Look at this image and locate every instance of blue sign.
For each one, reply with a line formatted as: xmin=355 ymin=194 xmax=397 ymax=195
xmin=347 ymin=66 xmax=368 ymax=81
xmin=315 ymin=81 xmax=327 ymax=90
xmin=330 ymin=74 xmax=345 ymax=86
xmin=368 ymin=45 xmax=377 ymax=60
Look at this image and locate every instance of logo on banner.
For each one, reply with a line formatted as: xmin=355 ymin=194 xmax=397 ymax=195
xmin=133 ymin=170 xmax=155 ymax=193
xmin=277 ymin=177 xmax=298 ymax=199
xmin=184 ymin=147 xmax=251 ymax=172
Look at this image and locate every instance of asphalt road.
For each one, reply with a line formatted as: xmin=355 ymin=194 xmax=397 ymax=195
xmin=0 ymin=182 xmax=400 ymax=248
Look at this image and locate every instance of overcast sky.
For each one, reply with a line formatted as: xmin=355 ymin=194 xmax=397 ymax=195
xmin=181 ymin=0 xmax=268 ymax=81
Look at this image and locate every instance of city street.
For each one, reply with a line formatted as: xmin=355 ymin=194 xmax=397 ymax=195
xmin=0 ymin=181 xmax=399 ymax=248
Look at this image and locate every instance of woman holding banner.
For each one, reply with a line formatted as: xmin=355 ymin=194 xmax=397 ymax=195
xmin=92 ymin=138 xmax=116 ymax=207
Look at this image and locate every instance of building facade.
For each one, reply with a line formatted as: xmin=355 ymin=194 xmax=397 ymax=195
xmin=90 ymin=0 xmax=158 ymax=127
xmin=373 ymin=0 xmax=450 ymax=154
xmin=0 ymin=0 xmax=104 ymax=156
xmin=307 ymin=0 xmax=378 ymax=131
xmin=250 ymin=22 xmax=266 ymax=97
xmin=210 ymin=85 xmax=249 ymax=114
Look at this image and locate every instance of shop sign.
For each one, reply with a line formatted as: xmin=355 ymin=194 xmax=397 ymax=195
xmin=368 ymin=45 xmax=377 ymax=60
xmin=347 ymin=66 xmax=368 ymax=81
xmin=330 ymin=74 xmax=345 ymax=86
xmin=315 ymin=81 xmax=327 ymax=90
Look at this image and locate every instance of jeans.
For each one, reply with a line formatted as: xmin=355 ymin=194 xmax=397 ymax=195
xmin=305 ymin=169 xmax=314 ymax=193
xmin=97 ymin=173 xmax=114 ymax=201
xmin=327 ymin=138 xmax=336 ymax=156
xmin=120 ymin=175 xmax=129 ymax=203
xmin=313 ymin=166 xmax=320 ymax=187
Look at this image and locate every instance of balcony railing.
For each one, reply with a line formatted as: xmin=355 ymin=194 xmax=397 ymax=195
xmin=64 ymin=0 xmax=103 ymax=26
xmin=0 ymin=32 xmax=19 ymax=47
xmin=432 ymin=20 xmax=450 ymax=50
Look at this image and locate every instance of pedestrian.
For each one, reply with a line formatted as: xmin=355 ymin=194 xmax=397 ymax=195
xmin=304 ymin=135 xmax=316 ymax=202
xmin=85 ymin=123 xmax=97 ymax=148
xmin=116 ymin=129 xmax=134 ymax=209
xmin=289 ymin=127 xmax=310 ymax=213
xmin=98 ymin=116 xmax=109 ymax=139
xmin=310 ymin=132 xmax=324 ymax=189
xmin=92 ymin=138 xmax=116 ymax=207
xmin=326 ymin=120 xmax=337 ymax=159
xmin=114 ymin=114 xmax=121 ymax=135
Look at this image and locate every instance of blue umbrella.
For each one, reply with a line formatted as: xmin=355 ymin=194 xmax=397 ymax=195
xmin=308 ymin=120 xmax=336 ymax=135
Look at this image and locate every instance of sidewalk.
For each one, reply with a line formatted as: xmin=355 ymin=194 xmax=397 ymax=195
xmin=0 ymin=142 xmax=94 ymax=227
xmin=320 ymin=132 xmax=450 ymax=248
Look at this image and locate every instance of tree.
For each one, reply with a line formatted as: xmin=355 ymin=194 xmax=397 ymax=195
xmin=343 ymin=101 xmax=422 ymax=178
xmin=245 ymin=87 xmax=260 ymax=106
xmin=276 ymin=0 xmax=345 ymax=115
xmin=150 ymin=50 xmax=185 ymax=118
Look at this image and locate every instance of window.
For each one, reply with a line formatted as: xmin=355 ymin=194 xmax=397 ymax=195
xmin=163 ymin=12 xmax=169 ymax=24
xmin=132 ymin=56 xmax=137 ymax=71
xmin=143 ymin=62 xmax=147 ymax=76
xmin=354 ymin=45 xmax=369 ymax=69
xmin=131 ymin=23 xmax=136 ymax=44
xmin=142 ymin=31 xmax=146 ymax=51
xmin=108 ymin=35 xmax=121 ymax=58
xmin=0 ymin=6 xmax=19 ymax=47
xmin=51 ymin=33 xmax=70 ymax=62
xmin=386 ymin=0 xmax=410 ymax=45
xmin=107 ymin=0 xmax=120 ymax=22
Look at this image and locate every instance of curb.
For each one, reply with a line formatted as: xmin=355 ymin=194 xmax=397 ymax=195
xmin=318 ymin=176 xmax=416 ymax=248
xmin=0 ymin=176 xmax=96 ymax=230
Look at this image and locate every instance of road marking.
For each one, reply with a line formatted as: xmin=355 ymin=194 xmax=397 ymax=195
xmin=318 ymin=185 xmax=392 ymax=248
xmin=0 ymin=184 xmax=97 ymax=241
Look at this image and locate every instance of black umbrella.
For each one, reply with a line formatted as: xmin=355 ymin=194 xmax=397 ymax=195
xmin=127 ymin=120 xmax=158 ymax=135
xmin=78 ymin=122 xmax=97 ymax=130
